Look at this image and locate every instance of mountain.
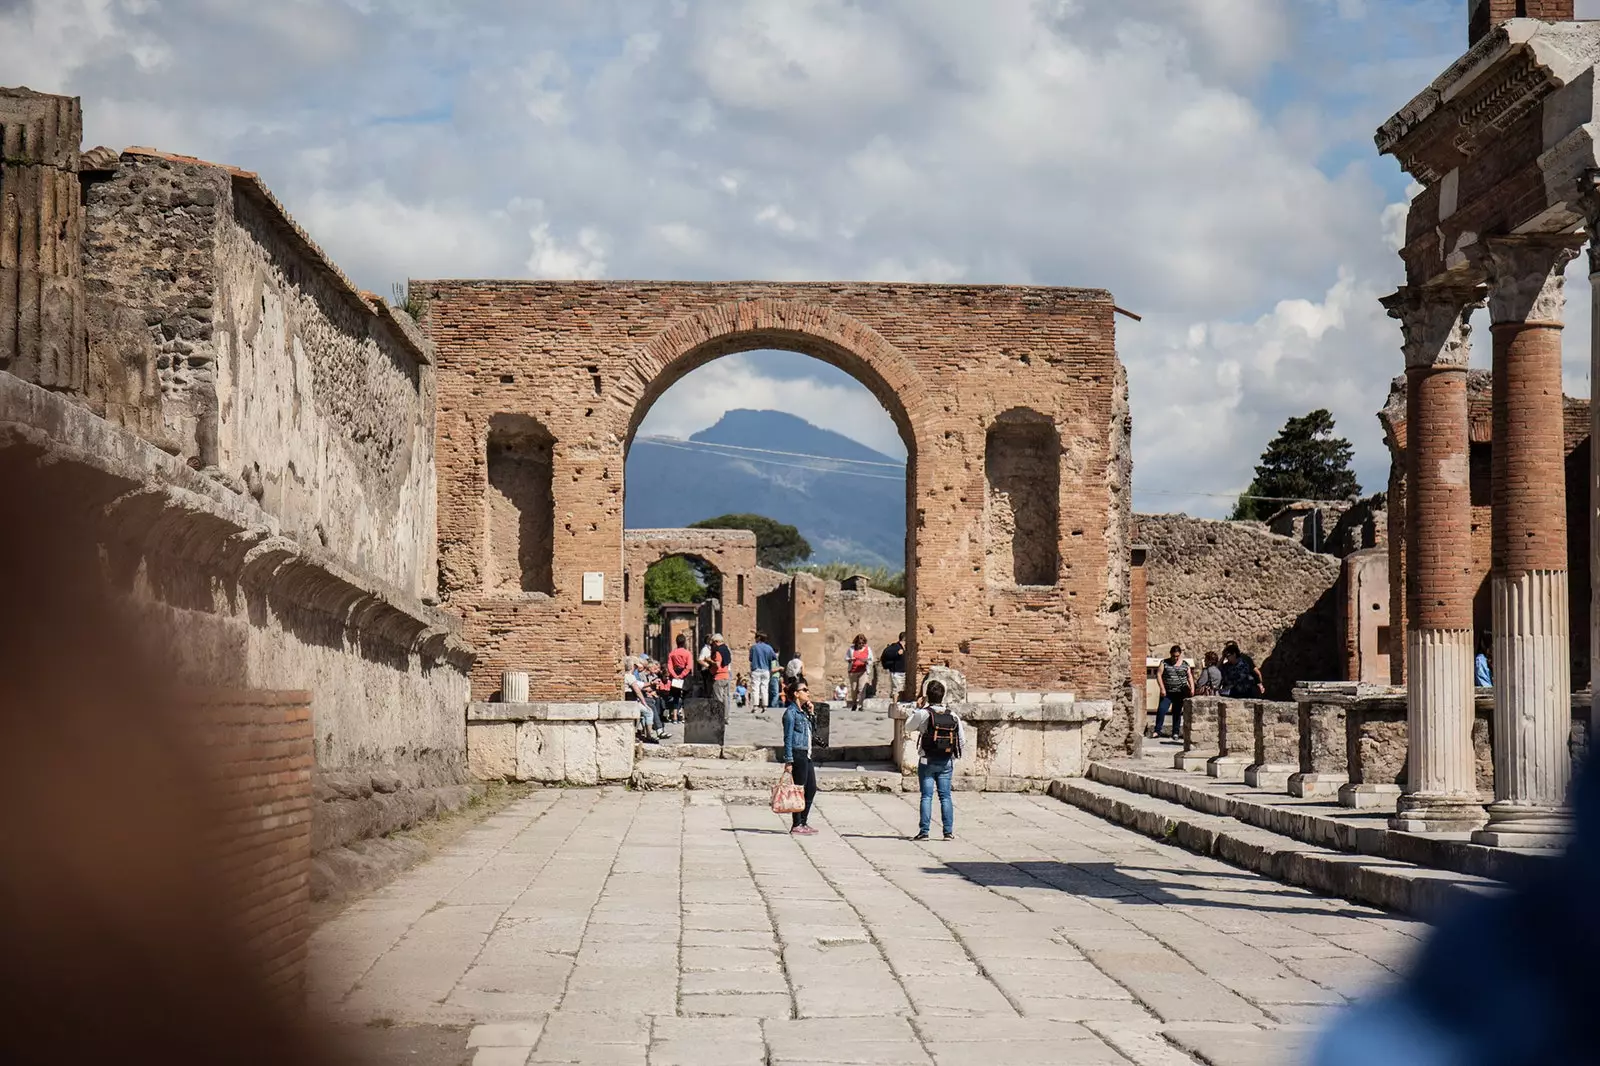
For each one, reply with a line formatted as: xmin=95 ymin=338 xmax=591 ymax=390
xmin=625 ymin=409 xmax=907 ymax=568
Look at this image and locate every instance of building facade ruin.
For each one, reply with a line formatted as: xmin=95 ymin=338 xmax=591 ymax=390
xmin=1377 ymin=1 xmax=1597 ymax=843
xmin=424 ymin=280 xmax=1136 ymax=750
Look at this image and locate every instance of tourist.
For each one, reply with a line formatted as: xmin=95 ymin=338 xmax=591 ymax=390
xmin=768 ymin=666 xmax=781 ymax=708
xmin=735 ymin=674 xmax=749 ymax=708
xmin=1155 ymin=645 xmax=1194 ymax=739
xmin=903 ymin=679 xmax=965 ymax=841
xmin=625 ymin=657 xmax=665 ymax=742
xmin=781 ymin=679 xmax=820 ymax=835
xmin=1475 ymin=634 xmax=1492 ymax=688
xmin=846 ymin=633 xmax=873 ymax=711
xmin=749 ymin=631 xmax=778 ymax=711
xmin=785 ymin=653 xmax=805 ymax=688
xmin=665 ymin=633 xmax=693 ymax=722
xmin=699 ymin=632 xmax=733 ymax=712
xmin=1220 ymin=641 xmax=1264 ymax=698
xmin=880 ymin=632 xmax=907 ymax=701
xmin=834 ymin=682 xmax=848 ymax=702
xmin=1195 ymin=650 xmax=1223 ymax=696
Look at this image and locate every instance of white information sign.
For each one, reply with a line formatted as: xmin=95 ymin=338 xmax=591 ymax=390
xmin=582 ymin=572 xmax=605 ymax=603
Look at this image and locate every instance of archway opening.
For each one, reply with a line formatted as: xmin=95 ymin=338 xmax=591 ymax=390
xmin=624 ymin=341 xmax=914 ymax=751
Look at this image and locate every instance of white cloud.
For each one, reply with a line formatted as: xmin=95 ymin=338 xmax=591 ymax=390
xmin=526 ymin=221 xmax=607 ymax=280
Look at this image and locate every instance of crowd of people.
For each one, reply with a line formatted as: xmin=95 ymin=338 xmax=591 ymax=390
xmin=1151 ymin=640 xmax=1265 ymax=740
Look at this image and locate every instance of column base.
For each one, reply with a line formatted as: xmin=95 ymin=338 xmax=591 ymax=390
xmin=1205 ymin=755 xmax=1249 ymax=782
xmin=1388 ymin=793 xmax=1486 ymax=833
xmin=1338 ymin=782 xmax=1401 ymax=810
xmin=1244 ymin=763 xmax=1296 ymax=791
xmin=1174 ymin=750 xmax=1210 ymax=772
xmin=1288 ymin=772 xmax=1346 ymax=799
xmin=1470 ymin=802 xmax=1574 ymax=849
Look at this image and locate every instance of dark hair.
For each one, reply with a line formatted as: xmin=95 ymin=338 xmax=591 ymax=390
xmin=925 ymin=679 xmax=946 ymax=704
xmin=854 ymin=633 xmax=866 ymax=644
xmin=1478 ymin=632 xmax=1492 ymax=655
xmin=1204 ymin=651 xmax=1218 ymax=666
xmin=756 ymin=631 xmax=767 ymax=643
xmin=1223 ymin=641 xmax=1241 ymax=656
xmin=675 ymin=633 xmax=687 ymax=648
xmin=1170 ymin=645 xmax=1182 ymax=656
xmin=898 ymin=632 xmax=906 ymax=641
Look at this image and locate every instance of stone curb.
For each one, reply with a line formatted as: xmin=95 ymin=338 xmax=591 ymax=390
xmin=1047 ymin=777 xmax=1503 ymax=918
xmin=1088 ymin=760 xmax=1554 ymax=884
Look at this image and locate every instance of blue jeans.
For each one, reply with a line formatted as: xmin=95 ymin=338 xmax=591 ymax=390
xmin=1155 ymin=691 xmax=1187 ymax=737
xmin=918 ymin=758 xmax=954 ymax=836
xmin=769 ymin=672 xmax=781 ymax=707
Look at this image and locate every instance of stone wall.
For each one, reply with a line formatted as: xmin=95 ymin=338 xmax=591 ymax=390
xmin=622 ymin=528 xmax=757 ymax=666
xmin=1135 ymin=512 xmax=1342 ymax=698
xmin=428 ymin=282 xmax=1132 ymax=739
xmin=82 ymin=148 xmax=438 ymax=601
xmin=821 ymin=583 xmax=906 ymax=688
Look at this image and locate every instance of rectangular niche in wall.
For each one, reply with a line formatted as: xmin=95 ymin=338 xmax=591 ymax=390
xmin=486 ymin=413 xmax=555 ymax=594
xmin=985 ymin=413 xmax=1060 ymax=587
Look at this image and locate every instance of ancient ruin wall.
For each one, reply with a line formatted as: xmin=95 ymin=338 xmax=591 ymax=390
xmin=1137 ymin=512 xmax=1341 ymax=698
xmin=83 ymin=150 xmax=438 ymax=599
xmin=821 ymin=585 xmax=906 ymax=688
xmin=426 ymin=282 xmax=1129 ymax=707
xmin=622 ymin=528 xmax=757 ymax=666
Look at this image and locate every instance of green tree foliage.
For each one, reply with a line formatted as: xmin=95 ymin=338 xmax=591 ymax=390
xmin=643 ymin=555 xmax=705 ymax=623
xmin=790 ymin=562 xmax=906 ymax=599
xmin=688 ymin=513 xmax=812 ymax=569
xmin=1230 ymin=409 xmax=1360 ymax=521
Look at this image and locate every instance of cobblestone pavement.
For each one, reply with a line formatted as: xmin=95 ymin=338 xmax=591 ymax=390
xmin=310 ymin=789 xmax=1423 ymax=1065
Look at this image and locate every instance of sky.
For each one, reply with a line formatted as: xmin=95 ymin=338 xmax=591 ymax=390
xmin=7 ymin=0 xmax=1599 ymax=516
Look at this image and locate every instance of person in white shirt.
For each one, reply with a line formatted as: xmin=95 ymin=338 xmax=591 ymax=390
xmin=903 ymin=679 xmax=965 ymax=841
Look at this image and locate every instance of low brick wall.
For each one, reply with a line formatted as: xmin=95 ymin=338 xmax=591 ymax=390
xmin=192 ymin=688 xmax=313 ymax=1002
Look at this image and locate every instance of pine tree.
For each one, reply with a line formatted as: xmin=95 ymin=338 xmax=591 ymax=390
xmin=1230 ymin=409 xmax=1360 ymax=521
xmin=688 ymin=514 xmax=812 ymax=569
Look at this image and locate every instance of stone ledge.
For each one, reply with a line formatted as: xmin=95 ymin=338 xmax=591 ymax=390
xmin=1089 ymin=760 xmax=1554 ymax=884
xmin=887 ymin=700 xmax=1109 ymax=724
xmin=1049 ymin=777 xmax=1503 ymax=918
xmin=469 ymin=700 xmax=637 ymax=723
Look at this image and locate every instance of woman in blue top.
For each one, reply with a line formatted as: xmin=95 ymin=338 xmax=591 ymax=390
xmin=1474 ymin=633 xmax=1492 ymax=688
xmin=781 ymin=678 xmax=819 ymax=835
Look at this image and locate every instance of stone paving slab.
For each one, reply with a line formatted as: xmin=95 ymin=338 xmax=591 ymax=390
xmin=312 ymin=787 xmax=1424 ymax=1065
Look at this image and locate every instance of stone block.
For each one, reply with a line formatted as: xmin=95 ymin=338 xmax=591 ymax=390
xmin=1182 ymin=697 xmax=1221 ymax=758
xmin=596 ymin=719 xmax=634 ymax=782
xmin=517 ymin=721 xmax=564 ymax=783
xmin=467 ymin=722 xmax=517 ymax=781
xmin=1344 ymin=693 xmax=1408 ymax=795
xmin=683 ymin=698 xmax=725 ymax=746
xmin=1206 ymin=756 xmax=1249 ymax=782
xmin=1338 ymin=782 xmax=1402 ymax=810
xmin=1288 ymin=772 xmax=1347 ymax=799
xmin=1040 ymin=723 xmax=1086 ymax=778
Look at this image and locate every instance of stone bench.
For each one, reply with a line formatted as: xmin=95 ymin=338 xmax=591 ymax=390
xmin=467 ymin=701 xmax=635 ymax=785
xmin=890 ymin=695 xmax=1111 ymax=787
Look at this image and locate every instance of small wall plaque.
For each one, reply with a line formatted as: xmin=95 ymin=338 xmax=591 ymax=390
xmin=582 ymin=572 xmax=605 ymax=603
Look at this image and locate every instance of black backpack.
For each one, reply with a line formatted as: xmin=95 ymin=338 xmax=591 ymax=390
xmin=922 ymin=710 xmax=961 ymax=759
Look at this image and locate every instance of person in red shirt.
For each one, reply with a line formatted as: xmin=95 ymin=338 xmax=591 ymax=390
xmin=665 ymin=633 xmax=693 ymax=724
xmin=846 ymin=633 xmax=873 ymax=712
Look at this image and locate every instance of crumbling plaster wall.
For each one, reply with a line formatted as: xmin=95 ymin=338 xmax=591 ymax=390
xmin=83 ymin=151 xmax=438 ymax=600
xmin=1137 ymin=512 xmax=1341 ymax=698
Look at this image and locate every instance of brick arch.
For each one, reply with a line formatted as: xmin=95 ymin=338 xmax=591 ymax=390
xmin=622 ymin=529 xmax=758 ymax=667
xmin=618 ymin=299 xmax=930 ymax=452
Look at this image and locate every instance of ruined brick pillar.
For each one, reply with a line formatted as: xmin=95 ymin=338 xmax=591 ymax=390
xmin=1469 ymin=1 xmax=1576 ymax=45
xmin=1474 ymin=235 xmax=1582 ymax=848
xmin=1382 ymin=286 xmax=1487 ymax=833
xmin=0 ymin=87 xmax=86 ymax=396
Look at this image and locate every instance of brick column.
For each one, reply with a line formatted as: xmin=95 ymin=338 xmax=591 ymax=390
xmin=1473 ymin=236 xmax=1582 ymax=848
xmin=1381 ymin=286 xmax=1486 ymax=832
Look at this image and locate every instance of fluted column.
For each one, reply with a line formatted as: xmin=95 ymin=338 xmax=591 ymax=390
xmin=1382 ymin=285 xmax=1487 ymax=832
xmin=1473 ymin=235 xmax=1582 ymax=848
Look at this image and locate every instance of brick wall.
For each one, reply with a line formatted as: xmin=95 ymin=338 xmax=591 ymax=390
xmin=821 ymin=585 xmax=906 ymax=688
xmin=622 ymin=528 xmax=757 ymax=665
xmin=191 ymin=688 xmax=313 ymax=1000
xmin=1470 ymin=0 xmax=1575 ymax=45
xmin=425 ymin=282 xmax=1130 ymax=712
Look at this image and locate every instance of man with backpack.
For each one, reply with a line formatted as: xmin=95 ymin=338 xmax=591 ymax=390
xmin=903 ymin=679 xmax=965 ymax=841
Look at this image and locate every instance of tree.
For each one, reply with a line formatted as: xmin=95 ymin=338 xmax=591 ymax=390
xmin=688 ymin=513 xmax=812 ymax=569
xmin=1230 ymin=409 xmax=1360 ymax=521
xmin=643 ymin=556 xmax=705 ymax=623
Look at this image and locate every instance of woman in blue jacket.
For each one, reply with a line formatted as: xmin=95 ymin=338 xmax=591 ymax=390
xmin=781 ymin=679 xmax=819 ymax=835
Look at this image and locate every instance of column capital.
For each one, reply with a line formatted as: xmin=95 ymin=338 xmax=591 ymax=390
xmin=1579 ymin=169 xmax=1600 ymax=275
xmin=1482 ymin=234 xmax=1584 ymax=327
xmin=1381 ymin=285 xmax=1483 ymax=370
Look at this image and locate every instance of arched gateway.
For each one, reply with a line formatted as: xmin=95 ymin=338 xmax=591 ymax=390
xmin=425 ymin=281 xmax=1132 ymax=744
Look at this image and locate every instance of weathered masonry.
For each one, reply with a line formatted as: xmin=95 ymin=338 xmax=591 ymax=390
xmin=425 ymin=282 xmax=1134 ymax=748
xmin=1376 ymin=3 xmax=1599 ymax=844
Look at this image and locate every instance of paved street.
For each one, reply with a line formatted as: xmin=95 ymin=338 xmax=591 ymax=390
xmin=310 ymin=789 xmax=1424 ymax=1065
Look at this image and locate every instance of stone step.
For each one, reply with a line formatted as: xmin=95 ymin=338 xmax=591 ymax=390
xmin=1049 ymin=775 xmax=1503 ymax=918
xmin=1089 ymin=759 xmax=1555 ymax=884
xmin=631 ymin=757 xmax=903 ymax=792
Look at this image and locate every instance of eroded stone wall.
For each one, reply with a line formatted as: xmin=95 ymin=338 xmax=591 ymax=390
xmin=821 ymin=584 xmax=906 ymax=688
xmin=1137 ymin=512 xmax=1342 ymax=698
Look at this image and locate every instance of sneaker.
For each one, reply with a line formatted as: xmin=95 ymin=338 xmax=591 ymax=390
xmin=912 ymin=832 xmax=929 ymax=841
xmin=795 ymin=825 xmax=818 ymax=836
xmin=943 ymin=832 xmax=955 ymax=840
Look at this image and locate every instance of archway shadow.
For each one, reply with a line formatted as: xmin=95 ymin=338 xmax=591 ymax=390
xmin=935 ymin=860 xmax=1381 ymax=920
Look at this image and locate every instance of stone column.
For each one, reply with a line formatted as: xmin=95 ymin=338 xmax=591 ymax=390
xmin=1381 ymin=286 xmax=1487 ymax=832
xmin=1474 ymin=236 xmax=1582 ymax=848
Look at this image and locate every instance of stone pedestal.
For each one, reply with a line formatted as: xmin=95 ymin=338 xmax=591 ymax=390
xmin=1339 ymin=689 xmax=1407 ymax=811
xmin=890 ymin=694 xmax=1110 ymax=787
xmin=682 ymin=697 xmax=727 ymax=746
xmin=467 ymin=701 xmax=635 ymax=785
xmin=1176 ymin=696 xmax=1220 ymax=771
xmin=1245 ymin=700 xmax=1299 ymax=791
xmin=1206 ymin=699 xmax=1253 ymax=781
xmin=1392 ymin=629 xmax=1485 ymax=832
xmin=1290 ymin=684 xmax=1349 ymax=798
